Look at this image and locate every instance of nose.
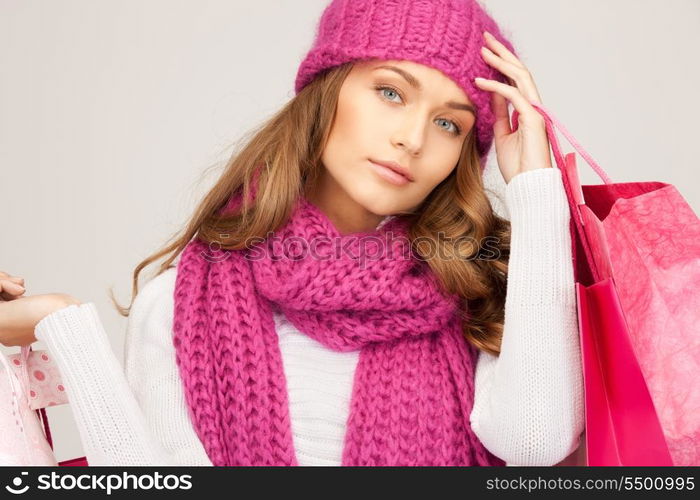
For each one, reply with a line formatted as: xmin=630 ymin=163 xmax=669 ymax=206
xmin=391 ymin=115 xmax=425 ymax=157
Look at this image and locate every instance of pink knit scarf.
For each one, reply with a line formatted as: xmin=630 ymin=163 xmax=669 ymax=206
xmin=172 ymin=195 xmax=505 ymax=466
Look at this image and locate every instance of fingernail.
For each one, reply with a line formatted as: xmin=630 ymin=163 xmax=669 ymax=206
xmin=484 ymin=31 xmax=492 ymax=39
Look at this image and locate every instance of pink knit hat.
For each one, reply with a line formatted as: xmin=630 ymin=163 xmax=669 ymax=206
xmin=294 ymin=0 xmax=518 ymax=170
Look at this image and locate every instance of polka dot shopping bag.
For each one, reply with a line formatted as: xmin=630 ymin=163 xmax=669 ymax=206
xmin=1 ymin=344 xmax=87 ymax=465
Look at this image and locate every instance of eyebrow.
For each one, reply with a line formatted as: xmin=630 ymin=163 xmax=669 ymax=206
xmin=373 ymin=65 xmax=476 ymax=114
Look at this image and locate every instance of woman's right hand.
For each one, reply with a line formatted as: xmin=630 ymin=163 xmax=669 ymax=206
xmin=0 ymin=271 xmax=82 ymax=347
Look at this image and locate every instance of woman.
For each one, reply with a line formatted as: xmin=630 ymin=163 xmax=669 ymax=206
xmin=0 ymin=0 xmax=583 ymax=466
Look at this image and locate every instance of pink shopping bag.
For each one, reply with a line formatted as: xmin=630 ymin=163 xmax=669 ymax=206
xmin=2 ymin=345 xmax=88 ymax=466
xmin=515 ymin=103 xmax=700 ymax=466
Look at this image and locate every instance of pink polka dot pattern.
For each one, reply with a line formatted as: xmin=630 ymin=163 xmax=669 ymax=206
xmin=6 ymin=349 xmax=69 ymax=410
xmin=1 ymin=348 xmax=61 ymax=464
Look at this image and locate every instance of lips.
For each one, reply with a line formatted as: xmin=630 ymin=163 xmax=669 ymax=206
xmin=369 ymin=159 xmax=414 ymax=182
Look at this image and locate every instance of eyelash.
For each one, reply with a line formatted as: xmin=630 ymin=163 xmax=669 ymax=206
xmin=373 ymin=84 xmax=463 ymax=136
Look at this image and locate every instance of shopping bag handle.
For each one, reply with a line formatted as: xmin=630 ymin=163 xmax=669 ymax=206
xmin=510 ymin=102 xmax=611 ymax=284
xmin=510 ymin=103 xmax=614 ymax=185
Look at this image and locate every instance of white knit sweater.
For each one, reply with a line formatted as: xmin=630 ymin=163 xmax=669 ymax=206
xmin=34 ymin=167 xmax=584 ymax=466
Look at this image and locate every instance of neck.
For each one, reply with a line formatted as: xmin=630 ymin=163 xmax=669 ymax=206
xmin=304 ymin=171 xmax=385 ymax=236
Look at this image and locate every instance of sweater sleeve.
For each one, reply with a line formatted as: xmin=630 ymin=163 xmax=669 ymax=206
xmin=469 ymin=166 xmax=585 ymax=466
xmin=33 ymin=268 xmax=211 ymax=466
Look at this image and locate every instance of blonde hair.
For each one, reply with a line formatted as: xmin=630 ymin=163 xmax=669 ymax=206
xmin=109 ymin=62 xmax=511 ymax=356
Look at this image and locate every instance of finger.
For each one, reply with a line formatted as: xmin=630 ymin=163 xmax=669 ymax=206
xmin=480 ymin=46 xmax=542 ymax=106
xmin=0 ymin=272 xmax=24 ymax=285
xmin=0 ymin=280 xmax=25 ymax=293
xmin=490 ymin=90 xmax=511 ymax=140
xmin=0 ymin=291 xmax=22 ymax=301
xmin=0 ymin=280 xmax=25 ymax=299
xmin=474 ymin=77 xmax=542 ymax=127
xmin=483 ymin=31 xmax=524 ymax=68
xmin=481 ymin=46 xmax=523 ymax=77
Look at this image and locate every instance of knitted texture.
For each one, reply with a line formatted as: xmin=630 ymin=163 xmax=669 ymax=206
xmin=294 ymin=0 xmax=518 ymax=170
xmin=171 ymin=195 xmax=506 ymax=466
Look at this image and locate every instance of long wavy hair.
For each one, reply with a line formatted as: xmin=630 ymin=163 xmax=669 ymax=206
xmin=109 ymin=61 xmax=511 ymax=356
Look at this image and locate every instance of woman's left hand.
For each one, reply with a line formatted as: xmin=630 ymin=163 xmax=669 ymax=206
xmin=474 ymin=30 xmax=553 ymax=184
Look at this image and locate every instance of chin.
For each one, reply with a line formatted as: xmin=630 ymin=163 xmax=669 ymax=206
xmin=349 ymin=186 xmax=402 ymax=217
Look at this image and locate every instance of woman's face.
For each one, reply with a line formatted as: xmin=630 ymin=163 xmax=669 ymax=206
xmin=314 ymin=58 xmax=476 ymax=232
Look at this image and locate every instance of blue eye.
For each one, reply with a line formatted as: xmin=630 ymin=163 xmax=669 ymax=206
xmin=377 ymin=85 xmax=402 ymax=103
xmin=374 ymin=85 xmax=463 ymax=137
xmin=436 ymin=118 xmax=461 ymax=135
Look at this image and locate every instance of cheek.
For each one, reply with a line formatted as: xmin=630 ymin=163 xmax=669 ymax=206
xmin=323 ymin=94 xmax=381 ymax=174
xmin=420 ymin=149 xmax=460 ymax=189
xmin=333 ymin=92 xmax=380 ymax=146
